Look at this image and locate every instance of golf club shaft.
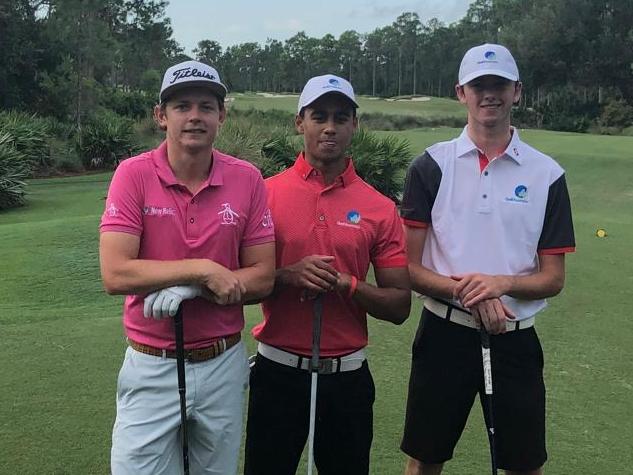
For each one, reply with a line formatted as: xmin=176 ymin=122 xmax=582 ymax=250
xmin=174 ymin=309 xmax=190 ymax=475
xmin=307 ymin=296 xmax=323 ymax=475
xmin=480 ymin=328 xmax=497 ymax=475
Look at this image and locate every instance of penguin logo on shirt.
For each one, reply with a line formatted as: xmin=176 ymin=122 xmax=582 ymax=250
xmin=218 ymin=203 xmax=239 ymax=225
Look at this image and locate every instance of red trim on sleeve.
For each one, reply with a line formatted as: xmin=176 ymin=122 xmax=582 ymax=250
xmin=373 ymin=256 xmax=408 ymax=268
xmin=538 ymin=246 xmax=576 ymax=255
xmin=402 ymin=218 xmax=429 ymax=228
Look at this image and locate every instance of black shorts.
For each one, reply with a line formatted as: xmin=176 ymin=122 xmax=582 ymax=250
xmin=244 ymin=353 xmax=375 ymax=475
xmin=401 ymin=309 xmax=547 ymax=471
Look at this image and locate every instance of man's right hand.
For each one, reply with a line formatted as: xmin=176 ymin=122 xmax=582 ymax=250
xmin=470 ymin=298 xmax=516 ymax=335
xmin=202 ymin=261 xmax=246 ymax=306
xmin=278 ymin=255 xmax=339 ymax=293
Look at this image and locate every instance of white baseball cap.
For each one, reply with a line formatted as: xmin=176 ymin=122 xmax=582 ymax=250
xmin=458 ymin=43 xmax=519 ymax=86
xmin=297 ymin=74 xmax=359 ymax=113
xmin=159 ymin=60 xmax=228 ymax=103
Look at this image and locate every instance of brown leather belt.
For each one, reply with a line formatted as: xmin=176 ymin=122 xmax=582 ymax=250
xmin=128 ymin=333 xmax=241 ymax=362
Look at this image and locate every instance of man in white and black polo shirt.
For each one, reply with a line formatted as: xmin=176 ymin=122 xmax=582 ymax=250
xmin=400 ymin=44 xmax=575 ymax=475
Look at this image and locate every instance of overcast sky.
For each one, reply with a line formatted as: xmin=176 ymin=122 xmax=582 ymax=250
xmin=166 ymin=0 xmax=472 ymax=54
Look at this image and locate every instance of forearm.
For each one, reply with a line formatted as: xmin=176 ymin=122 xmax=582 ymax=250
xmin=409 ymin=263 xmax=456 ymax=301
xmin=101 ymin=258 xmax=210 ymax=295
xmin=353 ymin=281 xmax=411 ymax=324
xmin=234 ymin=265 xmax=274 ymax=302
xmin=502 ymin=271 xmax=565 ymax=300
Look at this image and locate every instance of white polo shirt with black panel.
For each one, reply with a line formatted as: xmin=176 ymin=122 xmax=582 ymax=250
xmin=401 ymin=127 xmax=575 ymax=320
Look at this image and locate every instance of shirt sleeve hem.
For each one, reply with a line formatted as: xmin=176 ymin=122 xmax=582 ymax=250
xmin=538 ymin=246 xmax=576 ymax=255
xmin=99 ymin=225 xmax=142 ymax=236
xmin=401 ymin=218 xmax=429 ymax=228
xmin=373 ymin=256 xmax=408 ymax=268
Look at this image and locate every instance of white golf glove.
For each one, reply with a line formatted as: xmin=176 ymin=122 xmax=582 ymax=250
xmin=143 ymin=285 xmax=203 ymax=319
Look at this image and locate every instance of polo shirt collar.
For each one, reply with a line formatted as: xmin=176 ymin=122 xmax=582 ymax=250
xmin=456 ymin=126 xmax=524 ymax=165
xmin=152 ymin=140 xmax=224 ymax=188
xmin=292 ymin=152 xmax=358 ymax=186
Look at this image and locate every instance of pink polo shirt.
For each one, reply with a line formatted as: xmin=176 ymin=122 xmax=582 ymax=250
xmin=100 ymin=141 xmax=274 ymax=349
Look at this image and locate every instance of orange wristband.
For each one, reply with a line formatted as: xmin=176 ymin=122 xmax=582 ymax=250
xmin=348 ymin=275 xmax=358 ymax=298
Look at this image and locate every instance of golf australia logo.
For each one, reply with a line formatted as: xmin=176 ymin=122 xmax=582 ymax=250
xmin=324 ymin=77 xmax=342 ymax=90
xmin=218 ymin=203 xmax=239 ymax=225
xmin=479 ymin=50 xmax=499 ymax=65
xmin=504 ymin=185 xmax=529 ymax=203
xmin=337 ymin=210 xmax=362 ymax=229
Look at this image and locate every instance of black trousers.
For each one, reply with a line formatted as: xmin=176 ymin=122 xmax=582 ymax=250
xmin=244 ymin=353 xmax=375 ymax=475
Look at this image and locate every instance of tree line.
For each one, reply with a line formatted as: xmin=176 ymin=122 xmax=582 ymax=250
xmin=1 ymin=0 xmax=633 ymax=132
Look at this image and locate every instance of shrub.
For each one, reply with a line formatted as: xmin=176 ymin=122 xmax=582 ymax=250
xmin=76 ymin=111 xmax=141 ymax=169
xmin=0 ymin=111 xmax=52 ymax=172
xmin=349 ymin=128 xmax=412 ymax=203
xmin=260 ymin=133 xmax=302 ymax=177
xmin=599 ymin=99 xmax=633 ymax=129
xmin=102 ymin=88 xmax=155 ymax=120
xmin=255 ymin=126 xmax=412 ymax=202
xmin=0 ymin=133 xmax=30 ymax=210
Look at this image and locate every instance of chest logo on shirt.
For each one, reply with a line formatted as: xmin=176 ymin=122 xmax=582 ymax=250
xmin=143 ymin=205 xmax=176 ymax=216
xmin=336 ymin=210 xmax=362 ymax=229
xmin=218 ymin=202 xmax=239 ymax=225
xmin=505 ymin=185 xmax=529 ymax=203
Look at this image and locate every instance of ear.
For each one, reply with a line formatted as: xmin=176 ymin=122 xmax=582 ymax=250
xmin=153 ymin=105 xmax=168 ymax=131
xmin=218 ymin=106 xmax=227 ymax=125
xmin=295 ymin=114 xmax=304 ymax=134
xmin=513 ymin=81 xmax=523 ymax=105
xmin=352 ymin=115 xmax=359 ymax=131
xmin=455 ymin=84 xmax=466 ymax=104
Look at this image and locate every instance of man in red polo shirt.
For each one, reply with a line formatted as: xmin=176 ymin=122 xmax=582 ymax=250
xmin=400 ymin=44 xmax=575 ymax=474
xmin=244 ymin=74 xmax=411 ymax=475
xmin=99 ymin=60 xmax=275 ymax=474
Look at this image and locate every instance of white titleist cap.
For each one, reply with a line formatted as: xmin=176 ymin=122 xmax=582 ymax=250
xmin=297 ymin=74 xmax=359 ymax=113
xmin=458 ymin=43 xmax=519 ymax=86
xmin=159 ymin=60 xmax=228 ymax=103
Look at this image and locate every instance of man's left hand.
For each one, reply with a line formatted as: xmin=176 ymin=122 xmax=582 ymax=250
xmin=144 ymin=285 xmax=203 ymax=319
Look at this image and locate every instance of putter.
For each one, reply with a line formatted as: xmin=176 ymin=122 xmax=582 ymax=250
xmin=480 ymin=328 xmax=497 ymax=475
xmin=307 ymin=295 xmax=323 ymax=475
xmin=174 ymin=308 xmax=190 ymax=475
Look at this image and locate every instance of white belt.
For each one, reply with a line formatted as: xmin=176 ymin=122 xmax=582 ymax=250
xmin=423 ymin=297 xmax=535 ymax=332
xmin=257 ymin=342 xmax=366 ymax=374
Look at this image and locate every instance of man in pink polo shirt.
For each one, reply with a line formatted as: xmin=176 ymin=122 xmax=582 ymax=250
xmin=99 ymin=60 xmax=275 ymax=474
xmin=244 ymin=74 xmax=411 ymax=475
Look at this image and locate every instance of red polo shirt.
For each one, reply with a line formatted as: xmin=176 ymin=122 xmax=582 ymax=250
xmin=252 ymin=153 xmax=407 ymax=357
xmin=100 ymin=141 xmax=274 ymax=349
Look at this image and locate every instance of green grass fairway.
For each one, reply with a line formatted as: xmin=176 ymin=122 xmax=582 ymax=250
xmin=1 ymin=129 xmax=632 ymax=474
xmin=229 ymin=92 xmax=466 ymax=118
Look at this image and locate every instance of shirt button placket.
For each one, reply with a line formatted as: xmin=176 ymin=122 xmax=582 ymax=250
xmin=477 ymin=168 xmax=492 ymax=214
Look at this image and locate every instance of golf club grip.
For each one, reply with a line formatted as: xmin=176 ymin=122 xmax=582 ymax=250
xmin=173 ymin=309 xmax=190 ymax=474
xmin=310 ymin=296 xmax=323 ymax=371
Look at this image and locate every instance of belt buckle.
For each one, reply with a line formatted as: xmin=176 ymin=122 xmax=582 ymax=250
xmin=317 ymin=359 xmax=334 ymax=374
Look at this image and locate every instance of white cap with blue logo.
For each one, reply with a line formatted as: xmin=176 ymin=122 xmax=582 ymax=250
xmin=297 ymin=74 xmax=359 ymax=113
xmin=458 ymin=43 xmax=519 ymax=86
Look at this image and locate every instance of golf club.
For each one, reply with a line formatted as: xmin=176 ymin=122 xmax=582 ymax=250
xmin=307 ymin=295 xmax=323 ymax=475
xmin=480 ymin=328 xmax=497 ymax=475
xmin=174 ymin=307 xmax=190 ymax=475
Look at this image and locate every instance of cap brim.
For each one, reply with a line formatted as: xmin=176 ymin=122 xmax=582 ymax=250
xmin=459 ymin=69 xmax=519 ymax=86
xmin=160 ymin=81 xmax=227 ymax=103
xmin=298 ymin=90 xmax=359 ymax=113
